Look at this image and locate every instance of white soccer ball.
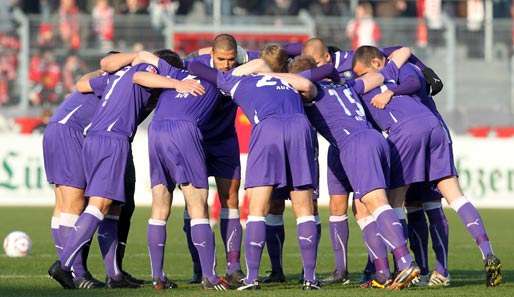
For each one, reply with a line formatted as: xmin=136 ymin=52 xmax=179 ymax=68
xmin=3 ymin=231 xmax=32 ymax=257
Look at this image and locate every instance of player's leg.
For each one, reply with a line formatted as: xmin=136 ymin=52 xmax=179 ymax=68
xmin=49 ymin=196 xmax=113 ymax=289
xmin=361 ymin=189 xmax=419 ymax=290
xmin=437 ymin=176 xmax=502 ymax=286
xmin=51 ymin=187 xmax=63 ymax=258
xmin=353 ymin=198 xmax=391 ymax=287
xmin=262 ymin=196 xmax=286 ymax=283
xmin=423 ymin=200 xmax=450 ymax=286
xmin=183 ymin=184 xmax=229 ymax=291
xmin=216 ymin=176 xmax=244 ymax=282
xmin=147 ymin=184 xmax=177 ymax=290
xmin=238 ymin=186 xmax=273 ymax=290
xmin=323 ymin=194 xmax=350 ymax=285
xmin=404 ymin=183 xmax=430 ymax=285
xmin=387 ymin=186 xmax=409 ymax=239
xmin=290 ymin=188 xmax=320 ymax=290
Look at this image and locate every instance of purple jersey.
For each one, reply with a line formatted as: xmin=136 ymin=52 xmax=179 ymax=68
xmin=184 ymin=54 xmax=237 ymax=140
xmin=357 ymin=61 xmax=433 ymax=131
xmin=87 ymin=63 xmax=160 ymax=138
xmin=217 ymin=72 xmax=304 ymax=125
xmin=49 ymin=75 xmax=108 ymax=131
xmin=331 ymin=50 xmax=355 ymax=80
xmin=152 ymin=65 xmax=219 ymax=124
xmin=305 ymin=81 xmax=372 ymax=147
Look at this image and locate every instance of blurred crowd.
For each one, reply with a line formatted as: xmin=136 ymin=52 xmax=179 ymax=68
xmin=0 ymin=0 xmax=513 ymax=109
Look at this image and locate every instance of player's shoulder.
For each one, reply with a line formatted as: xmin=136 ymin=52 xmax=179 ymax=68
xmin=185 ymin=54 xmax=212 ymax=66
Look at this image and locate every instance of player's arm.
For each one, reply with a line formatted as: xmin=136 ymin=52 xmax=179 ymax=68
xmin=387 ymin=47 xmax=411 ymax=69
xmin=75 ymin=70 xmax=103 ymax=93
xmin=370 ymin=68 xmax=421 ymax=109
xmin=348 ymin=72 xmax=385 ymax=95
xmin=232 ymin=59 xmax=271 ymax=76
xmin=298 ymin=63 xmax=340 ymax=83
xmin=132 ymin=72 xmax=205 ymax=96
xmin=266 ymin=73 xmax=317 ymax=100
xmin=100 ymin=52 xmax=138 ymax=72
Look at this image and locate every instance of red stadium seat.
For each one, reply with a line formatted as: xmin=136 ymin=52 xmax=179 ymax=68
xmin=467 ymin=126 xmax=491 ymax=138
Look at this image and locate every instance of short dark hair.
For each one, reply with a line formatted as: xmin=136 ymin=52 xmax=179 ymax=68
xmin=153 ymin=49 xmax=183 ymax=69
xmin=352 ymin=45 xmax=384 ymax=69
xmin=289 ymin=55 xmax=317 ymax=74
xmin=213 ymin=34 xmax=237 ymax=52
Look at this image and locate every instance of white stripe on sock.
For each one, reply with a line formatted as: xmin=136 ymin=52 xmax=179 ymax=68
xmin=51 ymin=216 xmax=60 ymax=229
xmin=314 ymin=215 xmax=321 ymax=225
xmin=371 ymin=205 xmax=392 ymax=220
xmin=265 ymin=214 xmax=283 ymax=226
xmin=220 ymin=208 xmax=240 ymax=219
xmin=148 ymin=218 xmax=166 ymax=226
xmin=105 ymin=215 xmax=120 ymax=220
xmin=405 ymin=207 xmax=423 ymax=214
xmin=296 ymin=215 xmax=316 ymax=225
xmin=190 ymin=218 xmax=209 ymax=226
xmin=357 ymin=216 xmax=374 ymax=230
xmin=60 ymin=213 xmax=80 ymax=227
xmin=450 ymin=196 xmax=469 ymax=212
xmin=247 ymin=216 xmax=266 ymax=223
xmin=83 ymin=206 xmax=104 ymax=220
xmin=423 ymin=201 xmax=442 ymax=211
xmin=329 ymin=215 xmax=348 ymax=222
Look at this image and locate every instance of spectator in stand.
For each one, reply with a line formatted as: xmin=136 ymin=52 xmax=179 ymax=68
xmin=62 ymin=52 xmax=87 ymax=93
xmin=59 ymin=0 xmax=81 ymax=50
xmin=92 ymin=0 xmax=115 ymax=50
xmin=149 ymin=0 xmax=177 ymax=29
xmin=0 ymin=32 xmax=20 ymax=105
xmin=121 ymin=0 xmax=148 ymax=14
xmin=265 ymin=0 xmax=300 ymax=16
xmin=29 ymin=51 xmax=62 ymax=106
xmin=345 ymin=2 xmax=381 ymax=49
xmin=306 ymin=0 xmax=345 ymax=16
xmin=38 ymin=23 xmax=57 ymax=50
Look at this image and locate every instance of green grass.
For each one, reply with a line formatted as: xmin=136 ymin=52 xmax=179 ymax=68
xmin=0 ymin=207 xmax=512 ymax=296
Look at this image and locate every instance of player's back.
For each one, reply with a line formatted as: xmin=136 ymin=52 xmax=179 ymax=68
xmin=88 ymin=63 xmax=156 ymax=138
xmin=152 ymin=70 xmax=218 ymax=125
xmin=49 ymin=91 xmax=102 ymax=131
xmin=219 ymin=73 xmax=304 ymax=125
xmin=402 ymin=63 xmax=443 ymax=120
xmin=305 ymin=81 xmax=372 ymax=146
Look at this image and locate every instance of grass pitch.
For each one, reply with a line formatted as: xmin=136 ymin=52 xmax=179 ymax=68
xmin=0 ymin=207 xmax=512 ymax=296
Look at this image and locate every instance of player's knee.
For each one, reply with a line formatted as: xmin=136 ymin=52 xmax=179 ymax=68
xmin=329 ymin=195 xmax=348 ymax=216
xmin=88 ymin=197 xmax=113 ymax=215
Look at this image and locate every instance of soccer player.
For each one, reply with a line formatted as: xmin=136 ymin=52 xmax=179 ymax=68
xmin=181 ymin=34 xmax=250 ymax=284
xmin=132 ymin=51 xmax=233 ymax=291
xmin=43 ymin=70 xmax=108 ymax=289
xmin=47 ymin=50 xmax=198 ymax=289
xmin=353 ymin=45 xmax=502 ymax=287
xmin=188 ymin=47 xmax=319 ymax=290
xmin=285 ymin=49 xmax=420 ymax=290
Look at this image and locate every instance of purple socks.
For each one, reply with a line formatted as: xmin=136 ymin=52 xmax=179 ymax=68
xmin=245 ymin=216 xmax=266 ymax=283
xmin=147 ymin=219 xmax=167 ymax=281
xmin=265 ymin=214 xmax=285 ymax=273
xmin=190 ymin=219 xmax=218 ymax=284
xmin=220 ymin=208 xmax=242 ymax=274
xmin=328 ymin=215 xmax=349 ymax=275
xmin=297 ymin=216 xmax=318 ymax=282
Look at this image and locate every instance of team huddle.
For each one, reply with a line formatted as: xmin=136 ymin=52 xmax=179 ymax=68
xmin=43 ymin=34 xmax=503 ymax=291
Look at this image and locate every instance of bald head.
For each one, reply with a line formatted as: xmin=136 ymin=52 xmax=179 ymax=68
xmin=302 ymin=38 xmax=331 ymax=66
xmin=211 ymin=34 xmax=238 ymax=71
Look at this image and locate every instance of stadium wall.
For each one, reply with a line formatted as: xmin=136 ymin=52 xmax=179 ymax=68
xmin=0 ymin=133 xmax=513 ymax=208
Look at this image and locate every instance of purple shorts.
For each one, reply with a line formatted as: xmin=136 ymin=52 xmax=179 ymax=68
xmin=82 ymin=133 xmax=130 ymax=202
xmin=149 ymin=120 xmax=209 ymax=189
xmin=327 ymin=130 xmax=390 ymax=199
xmin=245 ymin=114 xmax=316 ymax=189
xmin=388 ymin=115 xmax=457 ymax=188
xmin=204 ymin=136 xmax=241 ymax=180
xmin=43 ymin=123 xmax=86 ymax=189
xmin=405 ymin=182 xmax=443 ymax=204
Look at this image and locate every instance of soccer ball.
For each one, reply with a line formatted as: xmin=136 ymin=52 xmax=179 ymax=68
xmin=3 ymin=231 xmax=32 ymax=257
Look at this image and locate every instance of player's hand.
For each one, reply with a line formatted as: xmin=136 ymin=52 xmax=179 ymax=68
xmin=371 ymin=90 xmax=393 ymax=109
xmin=422 ymin=67 xmax=443 ymax=96
xmin=176 ymin=79 xmax=205 ymax=96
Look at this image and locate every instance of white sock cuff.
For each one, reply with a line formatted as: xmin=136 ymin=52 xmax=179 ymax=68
xmin=183 ymin=210 xmax=190 ymax=220
xmin=314 ymin=215 xmax=321 ymax=224
xmin=423 ymin=201 xmax=442 ymax=211
xmin=265 ymin=214 xmax=284 ymax=226
xmin=394 ymin=207 xmax=406 ymax=220
xmin=329 ymin=215 xmax=348 ymax=222
xmin=105 ymin=215 xmax=120 ymax=221
xmin=371 ymin=205 xmax=392 ymax=220
xmin=190 ymin=218 xmax=210 ymax=226
xmin=148 ymin=218 xmax=166 ymax=226
xmin=60 ymin=213 xmax=80 ymax=227
xmin=51 ymin=216 xmax=60 ymax=229
xmin=450 ymin=196 xmax=469 ymax=212
xmin=296 ymin=215 xmax=316 ymax=225
xmin=357 ymin=216 xmax=374 ymax=230
xmin=84 ymin=206 xmax=104 ymax=220
xmin=405 ymin=207 xmax=423 ymax=214
xmin=220 ymin=208 xmax=240 ymax=219
xmin=247 ymin=216 xmax=266 ymax=223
